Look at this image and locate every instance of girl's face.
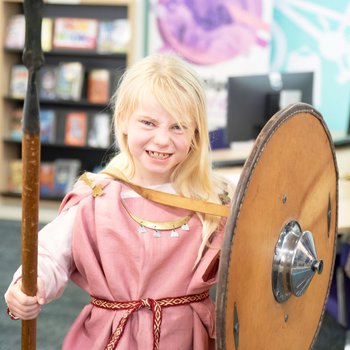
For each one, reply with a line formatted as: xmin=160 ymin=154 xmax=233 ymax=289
xmin=124 ymin=95 xmax=194 ymax=186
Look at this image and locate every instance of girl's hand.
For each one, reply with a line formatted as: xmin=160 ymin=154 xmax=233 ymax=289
xmin=6 ymin=278 xmax=46 ymax=320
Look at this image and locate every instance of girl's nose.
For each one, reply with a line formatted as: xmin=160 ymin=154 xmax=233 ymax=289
xmin=153 ymin=129 xmax=171 ymax=146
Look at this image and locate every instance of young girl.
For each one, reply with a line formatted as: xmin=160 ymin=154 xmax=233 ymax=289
xmin=5 ymin=53 xmax=234 ymax=349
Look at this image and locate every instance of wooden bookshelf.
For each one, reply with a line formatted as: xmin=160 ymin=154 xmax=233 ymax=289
xmin=0 ymin=0 xmax=136 ymax=213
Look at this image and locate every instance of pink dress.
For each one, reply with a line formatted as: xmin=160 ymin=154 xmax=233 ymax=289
xmin=59 ymin=173 xmax=226 ymax=350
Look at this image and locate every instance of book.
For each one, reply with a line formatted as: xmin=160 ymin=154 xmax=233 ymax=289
xmin=53 ymin=17 xmax=99 ymax=50
xmin=5 ymin=15 xmax=52 ymax=51
xmin=87 ymin=69 xmax=110 ymax=104
xmin=56 ymin=62 xmax=84 ymax=101
xmin=8 ymin=159 xmax=22 ymax=193
xmin=40 ymin=109 xmax=56 ymax=143
xmin=9 ymin=65 xmax=28 ymax=99
xmin=41 ymin=17 xmax=53 ymax=52
xmin=9 ymin=108 xmax=23 ymax=141
xmin=64 ymin=111 xmax=88 ymax=146
xmin=40 ymin=162 xmax=56 ymax=197
xmin=97 ymin=19 xmax=131 ymax=53
xmin=38 ymin=65 xmax=58 ymax=100
xmin=88 ymin=112 xmax=111 ymax=148
xmin=5 ymin=14 xmax=25 ymax=50
xmin=54 ymin=159 xmax=81 ymax=196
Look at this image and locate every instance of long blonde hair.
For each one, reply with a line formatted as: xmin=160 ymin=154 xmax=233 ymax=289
xmin=107 ymin=53 xmax=233 ymax=262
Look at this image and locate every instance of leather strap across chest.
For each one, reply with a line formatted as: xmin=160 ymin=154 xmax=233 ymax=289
xmin=91 ymin=290 xmax=210 ymax=350
xmin=100 ymin=166 xmax=230 ymax=218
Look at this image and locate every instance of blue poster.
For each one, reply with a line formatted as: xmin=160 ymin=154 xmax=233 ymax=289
xmin=271 ymin=0 xmax=350 ymax=135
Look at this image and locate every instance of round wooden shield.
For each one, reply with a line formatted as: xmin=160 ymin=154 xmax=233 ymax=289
xmin=216 ymin=103 xmax=338 ymax=350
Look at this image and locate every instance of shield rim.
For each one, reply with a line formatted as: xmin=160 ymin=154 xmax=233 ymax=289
xmin=215 ymin=102 xmax=339 ymax=349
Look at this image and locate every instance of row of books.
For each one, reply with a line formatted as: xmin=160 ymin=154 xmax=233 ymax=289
xmin=8 ymin=158 xmax=82 ymax=198
xmin=5 ymin=15 xmax=131 ymax=53
xmin=8 ymin=108 xmax=112 ymax=148
xmin=9 ymin=63 xmax=121 ymax=103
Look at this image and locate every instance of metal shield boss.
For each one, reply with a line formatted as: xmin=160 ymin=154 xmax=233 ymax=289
xmin=216 ymin=103 xmax=338 ymax=350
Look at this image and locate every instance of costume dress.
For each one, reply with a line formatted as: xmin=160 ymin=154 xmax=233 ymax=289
xmin=11 ymin=173 xmax=228 ymax=350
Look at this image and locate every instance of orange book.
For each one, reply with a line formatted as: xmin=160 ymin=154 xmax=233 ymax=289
xmin=64 ymin=112 xmax=87 ymax=146
xmin=87 ymin=69 xmax=110 ymax=104
xmin=40 ymin=162 xmax=56 ymax=197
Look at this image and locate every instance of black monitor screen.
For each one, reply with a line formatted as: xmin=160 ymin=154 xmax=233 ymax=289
xmin=225 ymin=72 xmax=314 ymax=143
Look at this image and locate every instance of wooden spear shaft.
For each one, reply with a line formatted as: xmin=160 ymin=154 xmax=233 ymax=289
xmin=21 ymin=0 xmax=44 ymax=349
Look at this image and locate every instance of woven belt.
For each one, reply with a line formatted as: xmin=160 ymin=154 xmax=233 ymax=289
xmin=91 ymin=290 xmax=210 ymax=350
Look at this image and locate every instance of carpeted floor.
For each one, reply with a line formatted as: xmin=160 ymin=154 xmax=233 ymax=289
xmin=0 ymin=219 xmax=347 ymax=349
xmin=0 ymin=219 xmax=89 ymax=350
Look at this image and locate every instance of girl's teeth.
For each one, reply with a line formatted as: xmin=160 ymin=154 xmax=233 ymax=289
xmin=149 ymin=151 xmax=169 ymax=159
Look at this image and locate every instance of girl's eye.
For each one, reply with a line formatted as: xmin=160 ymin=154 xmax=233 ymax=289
xmin=172 ymin=124 xmax=187 ymax=131
xmin=141 ymin=120 xmax=154 ymax=127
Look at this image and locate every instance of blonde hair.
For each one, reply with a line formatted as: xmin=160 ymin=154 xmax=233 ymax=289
xmin=107 ymin=53 xmax=234 ymax=262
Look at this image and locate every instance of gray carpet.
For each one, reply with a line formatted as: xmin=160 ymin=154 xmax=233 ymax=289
xmin=0 ymin=219 xmax=346 ymax=349
xmin=0 ymin=220 xmax=88 ymax=350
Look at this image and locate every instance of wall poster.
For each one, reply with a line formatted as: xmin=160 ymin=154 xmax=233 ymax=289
xmin=271 ymin=0 xmax=350 ymax=135
xmin=146 ymin=0 xmax=273 ymax=143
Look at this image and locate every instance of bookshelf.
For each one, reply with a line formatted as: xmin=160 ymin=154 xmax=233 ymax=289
xmin=0 ymin=0 xmax=136 ymax=213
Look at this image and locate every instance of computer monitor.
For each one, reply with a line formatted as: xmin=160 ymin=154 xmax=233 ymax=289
xmin=225 ymin=72 xmax=314 ymax=143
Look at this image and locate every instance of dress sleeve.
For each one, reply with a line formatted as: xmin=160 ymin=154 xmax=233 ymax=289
xmin=37 ymin=205 xmax=78 ymax=302
xmin=201 ymin=217 xmax=227 ymax=284
xmin=5 ymin=205 xmax=78 ymax=304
